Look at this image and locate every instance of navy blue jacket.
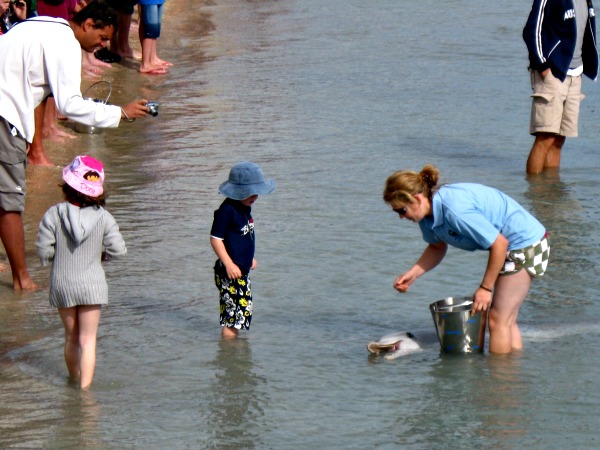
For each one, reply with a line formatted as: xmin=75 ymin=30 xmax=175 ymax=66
xmin=523 ymin=0 xmax=599 ymax=81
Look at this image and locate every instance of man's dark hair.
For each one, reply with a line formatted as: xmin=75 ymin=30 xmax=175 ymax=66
xmin=71 ymin=1 xmax=118 ymax=29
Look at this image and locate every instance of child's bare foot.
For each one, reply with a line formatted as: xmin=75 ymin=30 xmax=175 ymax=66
xmin=221 ymin=327 xmax=238 ymax=339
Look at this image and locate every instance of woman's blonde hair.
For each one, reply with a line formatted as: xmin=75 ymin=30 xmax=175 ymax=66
xmin=383 ymin=164 xmax=440 ymax=208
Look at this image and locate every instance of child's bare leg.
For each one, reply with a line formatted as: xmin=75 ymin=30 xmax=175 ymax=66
xmin=58 ymin=307 xmax=81 ymax=380
xmin=78 ymin=305 xmax=102 ymax=389
xmin=221 ymin=326 xmax=238 ymax=339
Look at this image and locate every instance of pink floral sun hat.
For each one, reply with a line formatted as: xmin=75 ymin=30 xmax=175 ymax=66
xmin=62 ymin=155 xmax=105 ymax=197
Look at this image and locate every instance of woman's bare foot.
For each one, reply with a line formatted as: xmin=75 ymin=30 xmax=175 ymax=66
xmin=157 ymin=58 xmax=173 ymax=67
xmin=139 ymin=64 xmax=168 ymax=74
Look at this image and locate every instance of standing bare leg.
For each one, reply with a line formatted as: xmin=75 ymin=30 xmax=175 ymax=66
xmin=488 ymin=269 xmax=532 ymax=353
xmin=0 ymin=209 xmax=36 ymax=290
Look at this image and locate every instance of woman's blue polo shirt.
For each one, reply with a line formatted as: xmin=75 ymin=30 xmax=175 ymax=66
xmin=418 ymin=183 xmax=545 ymax=251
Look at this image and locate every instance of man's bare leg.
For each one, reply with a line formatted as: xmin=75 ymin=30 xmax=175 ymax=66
xmin=526 ymin=132 xmax=565 ymax=175
xmin=0 ymin=209 xmax=37 ymax=290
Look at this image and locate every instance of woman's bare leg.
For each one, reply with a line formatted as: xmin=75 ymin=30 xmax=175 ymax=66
xmin=488 ymin=269 xmax=532 ymax=353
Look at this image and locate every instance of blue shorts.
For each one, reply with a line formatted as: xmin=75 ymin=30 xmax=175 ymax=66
xmin=140 ymin=3 xmax=164 ymax=39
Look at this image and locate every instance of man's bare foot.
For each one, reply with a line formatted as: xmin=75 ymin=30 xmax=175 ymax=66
xmin=28 ymin=155 xmax=54 ymax=166
xmin=13 ymin=276 xmax=38 ymax=291
xmin=0 ymin=262 xmax=9 ymax=272
xmin=27 ymin=148 xmax=54 ymax=166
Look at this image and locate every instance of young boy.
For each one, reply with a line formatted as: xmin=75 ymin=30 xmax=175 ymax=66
xmin=210 ymin=161 xmax=275 ymax=339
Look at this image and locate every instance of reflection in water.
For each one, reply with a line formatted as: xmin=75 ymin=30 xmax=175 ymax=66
xmin=397 ymin=354 xmax=529 ymax=447
xmin=475 ymin=354 xmax=529 ymax=443
xmin=205 ymin=339 xmax=266 ymax=449
xmin=53 ymin=390 xmax=103 ymax=448
xmin=0 ymin=371 xmax=102 ymax=448
xmin=524 ymin=172 xmax=590 ymax=313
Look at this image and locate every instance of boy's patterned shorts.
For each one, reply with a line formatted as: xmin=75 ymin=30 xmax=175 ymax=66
xmin=214 ymin=260 xmax=253 ymax=330
xmin=500 ymin=233 xmax=550 ymax=277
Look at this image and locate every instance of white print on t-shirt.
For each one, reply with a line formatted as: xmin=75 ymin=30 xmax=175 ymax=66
xmin=241 ymin=218 xmax=254 ymax=236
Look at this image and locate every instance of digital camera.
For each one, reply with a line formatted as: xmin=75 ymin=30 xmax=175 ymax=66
xmin=147 ymin=101 xmax=159 ymax=117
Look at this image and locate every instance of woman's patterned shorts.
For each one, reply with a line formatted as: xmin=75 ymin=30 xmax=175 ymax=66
xmin=500 ymin=233 xmax=550 ymax=277
xmin=214 ymin=260 xmax=253 ymax=330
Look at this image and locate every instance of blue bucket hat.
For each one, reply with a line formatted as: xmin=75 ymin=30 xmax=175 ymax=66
xmin=219 ymin=161 xmax=276 ymax=200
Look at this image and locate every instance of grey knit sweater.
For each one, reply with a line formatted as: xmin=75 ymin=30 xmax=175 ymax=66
xmin=36 ymin=202 xmax=127 ymax=308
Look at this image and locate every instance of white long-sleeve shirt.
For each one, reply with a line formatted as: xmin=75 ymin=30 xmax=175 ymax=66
xmin=0 ymin=17 xmax=121 ymax=142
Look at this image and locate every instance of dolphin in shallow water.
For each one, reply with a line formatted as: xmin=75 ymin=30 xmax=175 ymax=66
xmin=367 ymin=331 xmax=423 ymax=360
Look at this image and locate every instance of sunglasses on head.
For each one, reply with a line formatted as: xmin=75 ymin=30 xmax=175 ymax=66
xmin=393 ymin=207 xmax=408 ymax=217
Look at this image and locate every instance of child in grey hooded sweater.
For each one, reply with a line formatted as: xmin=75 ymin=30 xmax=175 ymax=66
xmin=37 ymin=155 xmax=126 ymax=389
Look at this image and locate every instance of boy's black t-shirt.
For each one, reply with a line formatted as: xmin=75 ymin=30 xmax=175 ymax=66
xmin=210 ymin=198 xmax=255 ymax=274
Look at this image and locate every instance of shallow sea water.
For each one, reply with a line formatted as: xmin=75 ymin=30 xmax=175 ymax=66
xmin=2 ymin=0 xmax=600 ymax=448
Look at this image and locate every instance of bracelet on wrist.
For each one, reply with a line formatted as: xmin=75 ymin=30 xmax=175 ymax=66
xmin=121 ymin=107 xmax=135 ymax=122
xmin=479 ymin=284 xmax=493 ymax=293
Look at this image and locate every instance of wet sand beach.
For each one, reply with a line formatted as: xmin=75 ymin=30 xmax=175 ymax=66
xmin=2 ymin=1 xmax=600 ymax=448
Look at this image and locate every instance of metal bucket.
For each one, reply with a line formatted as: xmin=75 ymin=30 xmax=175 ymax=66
xmin=73 ymin=81 xmax=112 ymax=134
xmin=429 ymin=296 xmax=487 ymax=354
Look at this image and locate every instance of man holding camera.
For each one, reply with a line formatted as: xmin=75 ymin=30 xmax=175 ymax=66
xmin=0 ymin=1 xmax=151 ymax=290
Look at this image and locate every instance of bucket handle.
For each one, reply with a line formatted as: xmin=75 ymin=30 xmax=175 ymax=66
xmin=81 ymin=81 xmax=112 ymax=104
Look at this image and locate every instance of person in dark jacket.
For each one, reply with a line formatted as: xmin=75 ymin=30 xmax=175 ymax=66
xmin=523 ymin=0 xmax=599 ymax=174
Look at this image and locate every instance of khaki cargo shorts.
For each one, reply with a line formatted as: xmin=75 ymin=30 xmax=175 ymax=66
xmin=529 ymin=69 xmax=583 ymax=137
